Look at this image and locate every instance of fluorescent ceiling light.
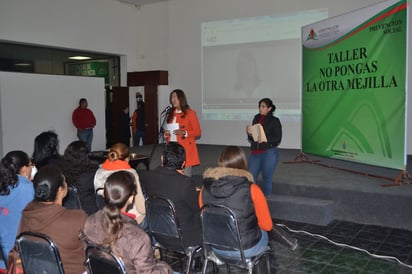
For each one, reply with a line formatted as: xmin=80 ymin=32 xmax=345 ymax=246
xmin=14 ymin=63 xmax=32 ymax=66
xmin=68 ymin=56 xmax=91 ymax=60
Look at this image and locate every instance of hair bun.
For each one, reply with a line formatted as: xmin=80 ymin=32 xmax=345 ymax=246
xmin=108 ymin=151 xmax=118 ymax=161
xmin=35 ymin=183 xmax=50 ymax=200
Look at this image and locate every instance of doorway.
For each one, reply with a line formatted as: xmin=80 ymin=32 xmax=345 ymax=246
xmin=127 ymin=71 xmax=168 ymax=146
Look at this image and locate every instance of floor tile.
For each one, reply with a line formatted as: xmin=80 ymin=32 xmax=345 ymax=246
xmin=354 ymin=230 xmax=387 ymax=243
xmin=329 ymin=250 xmax=370 ymax=270
xmin=384 ymin=233 xmax=412 ymax=248
xmin=389 ymin=228 xmax=412 ymax=240
xmin=361 ymin=224 xmax=392 ymax=237
xmin=362 ymin=258 xmax=408 ymax=273
xmin=320 ymin=265 xmax=360 ymax=274
xmin=349 ymin=237 xmax=382 ymax=253
xmin=302 ymin=249 xmax=338 ymax=264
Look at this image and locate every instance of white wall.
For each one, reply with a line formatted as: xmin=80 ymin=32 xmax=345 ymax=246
xmin=136 ymin=2 xmax=169 ymax=71
xmin=0 ymin=0 xmax=140 ymax=84
xmin=0 ymin=72 xmax=105 ymax=156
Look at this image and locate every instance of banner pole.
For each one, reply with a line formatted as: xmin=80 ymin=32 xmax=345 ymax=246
xmin=381 ymin=168 xmax=412 ymax=187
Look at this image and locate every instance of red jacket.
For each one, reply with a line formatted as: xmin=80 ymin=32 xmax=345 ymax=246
xmin=166 ymin=109 xmax=201 ymax=167
xmin=72 ymin=107 xmax=96 ymax=129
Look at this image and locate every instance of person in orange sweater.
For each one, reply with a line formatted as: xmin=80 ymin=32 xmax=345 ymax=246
xmin=199 ymin=146 xmax=272 ymax=258
xmin=93 ymin=143 xmax=146 ymax=226
xmin=164 ymin=89 xmax=201 ymax=176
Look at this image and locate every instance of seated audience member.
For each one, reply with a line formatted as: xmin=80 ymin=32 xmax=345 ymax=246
xmin=199 ymin=146 xmax=272 ymax=258
xmin=0 ymin=151 xmax=34 ymax=270
xmin=18 ymin=166 xmax=87 ymax=274
xmin=140 ymin=143 xmax=202 ymax=248
xmin=93 ymin=143 xmax=145 ymax=225
xmin=32 ymin=131 xmax=62 ymax=170
xmin=84 ymin=171 xmax=172 ymax=273
xmin=60 ymin=141 xmax=99 ymax=215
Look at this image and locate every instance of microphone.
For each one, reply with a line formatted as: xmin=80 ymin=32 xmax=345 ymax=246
xmin=161 ymin=105 xmax=172 ymax=115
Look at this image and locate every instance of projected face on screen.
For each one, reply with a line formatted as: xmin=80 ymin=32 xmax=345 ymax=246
xmin=201 ymin=9 xmax=328 ymax=121
xmin=234 ymin=50 xmax=261 ymax=97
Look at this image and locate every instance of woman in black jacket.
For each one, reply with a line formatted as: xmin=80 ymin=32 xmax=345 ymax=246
xmin=246 ymin=98 xmax=282 ymax=196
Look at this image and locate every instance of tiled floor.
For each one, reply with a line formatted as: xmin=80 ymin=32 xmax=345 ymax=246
xmin=270 ymin=219 xmax=412 ymax=274
xmin=164 ymin=219 xmax=412 ymax=273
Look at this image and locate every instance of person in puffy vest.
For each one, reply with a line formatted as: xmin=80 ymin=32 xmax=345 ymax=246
xmin=199 ymin=146 xmax=272 ymax=258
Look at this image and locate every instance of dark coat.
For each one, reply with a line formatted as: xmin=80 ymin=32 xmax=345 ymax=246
xmin=202 ymin=167 xmax=261 ymax=249
xmin=249 ymin=114 xmax=282 ymax=150
xmin=139 ymin=166 xmax=202 ymax=248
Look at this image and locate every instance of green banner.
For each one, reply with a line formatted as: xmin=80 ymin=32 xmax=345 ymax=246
xmin=67 ymin=62 xmax=109 ymax=84
xmin=301 ymin=0 xmax=407 ymax=169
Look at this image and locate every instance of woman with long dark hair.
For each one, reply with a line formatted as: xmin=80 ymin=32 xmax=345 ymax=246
xmin=60 ymin=140 xmax=99 ymax=215
xmin=84 ymin=171 xmax=172 ymax=273
xmin=0 ymin=151 xmax=34 ymax=271
xmin=31 ymin=131 xmax=62 ymax=170
xmin=164 ymin=89 xmax=201 ymax=176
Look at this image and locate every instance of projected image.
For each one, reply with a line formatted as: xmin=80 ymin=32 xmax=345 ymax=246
xmin=203 ymin=41 xmax=300 ymax=120
xmin=201 ymin=9 xmax=328 ymax=121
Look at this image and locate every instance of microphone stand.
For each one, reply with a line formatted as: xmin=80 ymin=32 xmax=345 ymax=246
xmin=148 ymin=106 xmax=170 ymax=165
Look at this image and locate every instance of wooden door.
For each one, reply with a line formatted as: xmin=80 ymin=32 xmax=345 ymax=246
xmin=127 ymin=71 xmax=168 ymax=145
xmin=109 ymin=87 xmax=129 ymax=147
xmin=144 ymin=85 xmax=158 ymax=144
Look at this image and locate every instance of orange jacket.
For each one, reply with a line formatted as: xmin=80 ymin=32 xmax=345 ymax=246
xmin=166 ymin=109 xmax=201 ymax=167
xmin=199 ymin=167 xmax=273 ymax=231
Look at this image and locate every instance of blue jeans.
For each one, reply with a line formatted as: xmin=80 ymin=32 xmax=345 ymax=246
xmin=77 ymin=128 xmax=93 ymax=152
xmin=213 ymin=230 xmax=268 ymax=259
xmin=134 ymin=130 xmax=145 ymax=146
xmin=248 ymin=147 xmax=279 ymax=196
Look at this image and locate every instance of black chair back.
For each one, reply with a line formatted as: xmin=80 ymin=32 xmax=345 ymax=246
xmin=201 ymin=204 xmax=246 ymax=262
xmin=146 ymin=195 xmax=202 ymax=274
xmin=85 ymin=245 xmax=127 ymax=274
xmin=146 ymin=195 xmax=183 ymax=250
xmin=200 ymin=204 xmax=270 ymax=274
xmin=16 ymin=231 xmax=65 ymax=274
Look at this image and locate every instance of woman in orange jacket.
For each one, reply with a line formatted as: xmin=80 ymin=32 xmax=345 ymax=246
xmin=199 ymin=146 xmax=272 ymax=258
xmin=164 ymin=89 xmax=201 ymax=176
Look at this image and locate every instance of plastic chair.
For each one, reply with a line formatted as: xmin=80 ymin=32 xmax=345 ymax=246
xmin=146 ymin=195 xmax=202 ymax=274
xmin=200 ymin=204 xmax=271 ymax=274
xmin=16 ymin=231 xmax=65 ymax=274
xmin=85 ymin=245 xmax=127 ymax=274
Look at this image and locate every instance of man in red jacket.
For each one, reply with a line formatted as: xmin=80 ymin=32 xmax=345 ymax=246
xmin=72 ymin=98 xmax=96 ymax=152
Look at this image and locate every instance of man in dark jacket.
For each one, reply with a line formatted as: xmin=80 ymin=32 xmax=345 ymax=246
xmin=139 ymin=143 xmax=202 ymax=248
